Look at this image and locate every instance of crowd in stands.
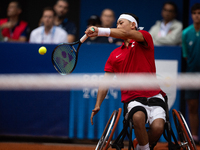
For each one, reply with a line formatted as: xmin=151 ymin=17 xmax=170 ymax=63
xmin=0 ymin=0 xmax=76 ymax=44
xmin=0 ymin=0 xmax=186 ymax=46
xmin=0 ymin=0 xmax=200 ymax=145
xmin=29 ymin=7 xmax=68 ymax=44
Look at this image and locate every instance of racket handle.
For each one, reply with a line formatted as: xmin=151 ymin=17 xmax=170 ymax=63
xmin=80 ymin=34 xmax=88 ymax=43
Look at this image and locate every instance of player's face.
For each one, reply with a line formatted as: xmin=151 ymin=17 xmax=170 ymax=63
xmin=43 ymin=10 xmax=54 ymax=28
xmin=162 ymin=4 xmax=176 ymax=23
xmin=101 ymin=9 xmax=115 ymax=27
xmin=54 ymin=1 xmax=69 ymax=18
xmin=7 ymin=2 xmax=21 ymax=17
xmin=117 ymin=19 xmax=134 ymax=31
xmin=192 ymin=9 xmax=200 ymax=24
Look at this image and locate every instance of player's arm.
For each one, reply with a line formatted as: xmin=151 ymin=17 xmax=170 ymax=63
xmin=110 ymin=28 xmax=144 ymax=42
xmin=90 ymin=72 xmax=115 ymax=125
xmin=85 ymin=26 xmax=145 ymax=42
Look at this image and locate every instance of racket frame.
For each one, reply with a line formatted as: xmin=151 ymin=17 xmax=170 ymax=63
xmin=51 ymin=34 xmax=88 ymax=75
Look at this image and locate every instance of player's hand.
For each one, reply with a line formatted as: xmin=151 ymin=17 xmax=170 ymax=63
xmin=85 ymin=26 xmax=98 ymax=37
xmin=90 ymin=106 xmax=100 ymax=125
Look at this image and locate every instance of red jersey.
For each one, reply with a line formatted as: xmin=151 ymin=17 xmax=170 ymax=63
xmin=104 ymin=30 xmax=162 ymax=103
xmin=0 ymin=18 xmax=28 ymax=40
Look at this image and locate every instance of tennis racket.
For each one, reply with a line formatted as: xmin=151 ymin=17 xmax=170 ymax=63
xmin=52 ymin=28 xmax=94 ymax=75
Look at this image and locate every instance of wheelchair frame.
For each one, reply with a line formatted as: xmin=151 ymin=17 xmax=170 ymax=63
xmin=95 ymin=101 xmax=197 ymax=150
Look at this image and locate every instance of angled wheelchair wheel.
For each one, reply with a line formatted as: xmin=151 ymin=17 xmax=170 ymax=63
xmin=172 ymin=109 xmax=197 ymax=150
xmin=95 ymin=108 xmax=122 ymax=150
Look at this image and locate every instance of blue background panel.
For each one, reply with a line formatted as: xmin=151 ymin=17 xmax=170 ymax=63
xmin=0 ymin=91 xmax=70 ymax=137
xmin=0 ymin=43 xmax=70 ymax=137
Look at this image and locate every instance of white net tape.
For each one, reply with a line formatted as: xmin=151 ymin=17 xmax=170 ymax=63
xmin=0 ymin=73 xmax=200 ymax=90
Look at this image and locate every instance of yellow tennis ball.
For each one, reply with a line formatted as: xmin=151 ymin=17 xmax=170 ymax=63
xmin=38 ymin=46 xmax=47 ymax=55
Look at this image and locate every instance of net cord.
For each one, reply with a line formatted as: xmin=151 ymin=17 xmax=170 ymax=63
xmin=0 ymin=73 xmax=200 ymax=90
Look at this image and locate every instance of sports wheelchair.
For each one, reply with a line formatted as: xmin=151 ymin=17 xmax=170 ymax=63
xmin=95 ymin=97 xmax=197 ymax=150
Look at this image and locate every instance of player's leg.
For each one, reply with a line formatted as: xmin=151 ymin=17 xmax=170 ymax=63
xmin=148 ymin=106 xmax=166 ymax=146
xmin=127 ymin=101 xmax=150 ymax=150
xmin=132 ymin=111 xmax=149 ymax=146
xmin=148 ymin=118 xmax=165 ymax=145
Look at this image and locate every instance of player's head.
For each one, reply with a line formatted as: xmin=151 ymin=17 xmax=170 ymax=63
xmin=54 ymin=0 xmax=69 ymax=19
xmin=42 ymin=7 xmax=56 ymax=28
xmin=117 ymin=13 xmax=139 ymax=30
xmin=100 ymin=8 xmax=115 ymax=28
xmin=87 ymin=15 xmax=101 ymax=27
xmin=161 ymin=2 xmax=177 ymax=23
xmin=191 ymin=3 xmax=200 ymax=24
xmin=7 ymin=0 xmax=22 ymax=17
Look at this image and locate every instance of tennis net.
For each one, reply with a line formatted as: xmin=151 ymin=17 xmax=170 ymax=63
xmin=0 ymin=73 xmax=200 ymax=90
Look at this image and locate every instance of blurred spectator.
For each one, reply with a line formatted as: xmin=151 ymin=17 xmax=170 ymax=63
xmin=29 ymin=7 xmax=67 ymax=44
xmin=100 ymin=8 xmax=123 ymax=45
xmin=85 ymin=15 xmax=110 ymax=44
xmin=0 ymin=0 xmax=28 ymax=42
xmin=182 ymin=3 xmax=200 ymax=145
xmin=38 ymin=0 xmax=76 ymax=43
xmin=149 ymin=2 xmax=182 ymax=46
xmin=100 ymin=8 xmax=115 ymax=28
xmin=54 ymin=0 xmax=77 ymax=42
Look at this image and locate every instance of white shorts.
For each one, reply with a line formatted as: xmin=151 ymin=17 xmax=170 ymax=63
xmin=125 ymin=94 xmax=166 ymax=125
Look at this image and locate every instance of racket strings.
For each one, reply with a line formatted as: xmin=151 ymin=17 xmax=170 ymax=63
xmin=53 ymin=45 xmax=76 ymax=74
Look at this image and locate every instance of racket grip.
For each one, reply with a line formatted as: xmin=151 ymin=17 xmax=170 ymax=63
xmin=80 ymin=34 xmax=88 ymax=43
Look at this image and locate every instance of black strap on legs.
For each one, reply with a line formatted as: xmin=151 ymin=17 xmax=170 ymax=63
xmin=148 ymin=98 xmax=166 ymax=112
xmin=127 ymin=97 xmax=167 ymax=112
xmin=123 ymin=97 xmax=147 ymax=118
xmin=127 ymin=106 xmax=148 ymax=122
xmin=124 ymin=96 xmax=167 ymax=122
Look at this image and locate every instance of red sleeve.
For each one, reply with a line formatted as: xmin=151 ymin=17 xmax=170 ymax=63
xmin=104 ymin=53 xmax=114 ymax=72
xmin=139 ymin=30 xmax=154 ymax=50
